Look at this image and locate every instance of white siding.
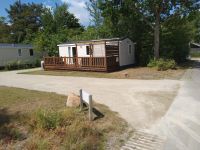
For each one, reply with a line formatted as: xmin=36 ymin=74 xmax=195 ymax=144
xmin=0 ymin=48 xmax=40 ymax=66
xmin=77 ymin=45 xmax=89 ymax=57
xmin=59 ymin=45 xmax=75 ymax=57
xmin=119 ymin=38 xmax=135 ymax=66
xmin=59 ymin=46 xmax=68 ymax=57
xmin=93 ymin=44 xmax=105 ymax=57
xmin=59 ymin=44 xmax=106 ymax=58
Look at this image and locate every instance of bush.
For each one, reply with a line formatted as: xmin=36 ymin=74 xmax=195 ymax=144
xmin=31 ymin=109 xmax=63 ymax=130
xmin=147 ymin=58 xmax=176 ymax=71
xmin=5 ymin=59 xmax=41 ymax=70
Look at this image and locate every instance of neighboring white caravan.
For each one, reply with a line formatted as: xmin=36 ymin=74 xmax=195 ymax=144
xmin=0 ymin=43 xmax=41 ymax=67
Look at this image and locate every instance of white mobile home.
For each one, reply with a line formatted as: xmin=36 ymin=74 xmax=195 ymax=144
xmin=44 ymin=38 xmax=136 ymax=72
xmin=0 ymin=44 xmax=40 ymax=67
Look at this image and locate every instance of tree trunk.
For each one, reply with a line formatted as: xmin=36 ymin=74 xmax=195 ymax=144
xmin=154 ymin=13 xmax=160 ymax=59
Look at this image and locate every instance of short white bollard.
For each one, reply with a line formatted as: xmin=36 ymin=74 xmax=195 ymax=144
xmin=41 ymin=60 xmax=44 ymax=70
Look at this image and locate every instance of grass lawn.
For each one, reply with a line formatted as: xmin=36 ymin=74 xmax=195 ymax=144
xmin=0 ymin=86 xmax=128 ymax=150
xmin=21 ymin=67 xmax=186 ymax=80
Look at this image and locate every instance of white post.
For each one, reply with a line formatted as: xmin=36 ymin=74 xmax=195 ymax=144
xmin=89 ymin=95 xmax=93 ymax=121
xmin=80 ymin=89 xmax=83 ymax=111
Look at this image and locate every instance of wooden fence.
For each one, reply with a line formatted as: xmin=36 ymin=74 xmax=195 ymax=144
xmin=44 ymin=56 xmax=119 ymax=72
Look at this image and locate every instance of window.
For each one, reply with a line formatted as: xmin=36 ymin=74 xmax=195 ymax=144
xmin=18 ymin=49 xmax=22 ymax=56
xmin=29 ymin=49 xmax=34 ymax=56
xmin=86 ymin=46 xmax=90 ymax=55
xmin=128 ymin=45 xmax=132 ymax=54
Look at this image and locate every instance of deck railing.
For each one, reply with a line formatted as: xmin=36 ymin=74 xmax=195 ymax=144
xmin=44 ymin=56 xmax=119 ymax=71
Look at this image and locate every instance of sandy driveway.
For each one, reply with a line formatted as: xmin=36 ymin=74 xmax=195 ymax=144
xmin=0 ymin=69 xmax=180 ymax=129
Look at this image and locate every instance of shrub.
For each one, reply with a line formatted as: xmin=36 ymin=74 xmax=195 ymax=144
xmin=31 ymin=109 xmax=63 ymax=130
xmin=147 ymin=58 xmax=176 ymax=71
xmin=5 ymin=59 xmax=41 ymax=70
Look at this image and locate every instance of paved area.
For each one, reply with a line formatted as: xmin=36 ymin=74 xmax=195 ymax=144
xmin=0 ymin=68 xmax=179 ymax=129
xmin=147 ymin=59 xmax=200 ymax=150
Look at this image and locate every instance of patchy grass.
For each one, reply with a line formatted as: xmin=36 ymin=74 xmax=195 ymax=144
xmin=20 ymin=60 xmax=196 ymax=80
xmin=0 ymin=86 xmax=128 ymax=150
xmin=21 ymin=67 xmax=185 ymax=80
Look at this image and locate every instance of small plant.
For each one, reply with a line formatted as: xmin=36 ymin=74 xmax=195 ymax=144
xmin=147 ymin=58 xmax=176 ymax=71
xmin=31 ymin=109 xmax=63 ymax=130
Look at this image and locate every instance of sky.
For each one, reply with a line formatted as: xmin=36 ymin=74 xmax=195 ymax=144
xmin=0 ymin=0 xmax=90 ymax=26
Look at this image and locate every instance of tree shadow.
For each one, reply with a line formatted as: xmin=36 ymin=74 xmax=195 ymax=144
xmin=179 ymin=59 xmax=200 ymax=69
xmin=192 ymin=59 xmax=200 ymax=69
xmin=0 ymin=108 xmax=26 ymax=142
xmin=0 ymin=108 xmax=11 ymax=126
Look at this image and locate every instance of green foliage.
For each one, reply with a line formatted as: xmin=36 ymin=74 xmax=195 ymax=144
xmin=5 ymin=59 xmax=41 ymax=70
xmin=148 ymin=58 xmax=176 ymax=71
xmin=0 ymin=17 xmax=12 ymax=43
xmin=6 ymin=1 xmax=43 ymax=43
xmin=86 ymin=0 xmax=103 ymax=27
xmin=32 ymin=109 xmax=63 ymax=130
xmin=161 ymin=16 xmax=195 ymax=63
xmin=33 ymin=4 xmax=83 ymax=56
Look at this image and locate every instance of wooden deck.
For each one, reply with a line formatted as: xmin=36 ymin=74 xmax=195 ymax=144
xmin=44 ymin=56 xmax=119 ymax=72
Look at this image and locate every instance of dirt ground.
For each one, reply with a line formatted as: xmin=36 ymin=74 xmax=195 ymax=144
xmin=21 ymin=67 xmax=186 ymax=80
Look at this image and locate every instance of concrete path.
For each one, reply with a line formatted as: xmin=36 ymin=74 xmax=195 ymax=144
xmin=0 ymin=68 xmax=179 ymax=129
xmin=147 ymin=59 xmax=200 ymax=150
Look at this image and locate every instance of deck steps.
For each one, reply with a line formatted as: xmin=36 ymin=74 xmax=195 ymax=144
xmin=121 ymin=130 xmax=166 ymax=150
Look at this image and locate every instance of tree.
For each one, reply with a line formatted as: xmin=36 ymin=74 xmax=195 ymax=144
xmin=86 ymin=0 xmax=103 ymax=27
xmin=33 ymin=4 xmax=83 ymax=56
xmin=191 ymin=10 xmax=200 ymax=43
xmin=0 ymin=17 xmax=12 ymax=43
xmin=98 ymin=0 xmax=154 ymax=65
xmin=6 ymin=0 xmax=43 ymax=43
xmin=136 ymin=0 xmax=198 ymax=59
xmin=161 ymin=15 xmax=195 ymax=62
xmin=54 ymin=3 xmax=81 ymax=31
xmin=97 ymin=0 xmax=199 ymax=64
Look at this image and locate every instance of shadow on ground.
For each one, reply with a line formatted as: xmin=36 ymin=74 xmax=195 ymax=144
xmin=179 ymin=59 xmax=200 ymax=69
xmin=0 ymin=108 xmax=25 ymax=142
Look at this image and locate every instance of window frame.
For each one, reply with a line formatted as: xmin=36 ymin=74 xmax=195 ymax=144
xmin=18 ymin=49 xmax=22 ymax=56
xmin=29 ymin=49 xmax=34 ymax=56
xmin=86 ymin=46 xmax=90 ymax=55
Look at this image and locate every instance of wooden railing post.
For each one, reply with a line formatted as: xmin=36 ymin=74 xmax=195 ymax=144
xmin=64 ymin=57 xmax=66 ymax=66
xmin=53 ymin=57 xmax=55 ymax=66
